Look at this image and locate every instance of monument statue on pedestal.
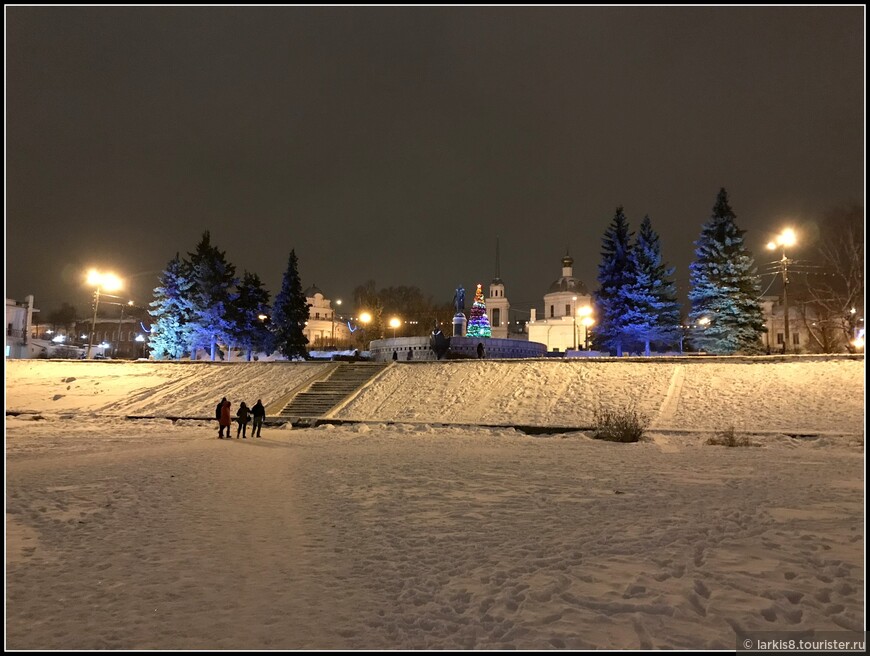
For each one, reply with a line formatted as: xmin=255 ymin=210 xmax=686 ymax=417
xmin=453 ymin=285 xmax=465 ymax=313
xmin=452 ymin=285 xmax=466 ymax=337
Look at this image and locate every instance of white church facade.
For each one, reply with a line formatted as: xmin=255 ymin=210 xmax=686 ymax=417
xmin=527 ymin=254 xmax=594 ymax=353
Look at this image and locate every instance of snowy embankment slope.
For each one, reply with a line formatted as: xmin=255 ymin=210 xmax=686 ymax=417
xmin=4 ymin=360 xmax=330 ymax=417
xmin=334 ymin=357 xmax=865 ymax=434
xmin=5 ymin=357 xmax=864 ymax=434
xmin=5 ymin=421 xmax=864 ymax=649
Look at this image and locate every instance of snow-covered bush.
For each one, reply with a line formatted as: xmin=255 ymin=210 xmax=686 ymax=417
xmin=592 ymin=405 xmax=649 ymax=443
xmin=706 ymin=425 xmax=753 ymax=447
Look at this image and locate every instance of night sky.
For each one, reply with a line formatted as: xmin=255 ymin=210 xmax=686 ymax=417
xmin=6 ymin=7 xmax=863 ymax=320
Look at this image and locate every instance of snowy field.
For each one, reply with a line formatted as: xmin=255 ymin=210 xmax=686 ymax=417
xmin=5 ymin=419 xmax=864 ymax=649
xmin=5 ymin=356 xmax=865 ymax=649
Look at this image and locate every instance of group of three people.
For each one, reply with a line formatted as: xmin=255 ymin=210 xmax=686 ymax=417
xmin=215 ymin=397 xmax=266 ymax=439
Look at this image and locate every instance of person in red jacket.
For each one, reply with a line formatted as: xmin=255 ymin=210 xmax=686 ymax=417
xmin=218 ymin=399 xmax=232 ymax=439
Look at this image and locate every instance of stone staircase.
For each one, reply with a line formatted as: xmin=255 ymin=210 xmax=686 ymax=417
xmin=277 ymin=363 xmax=389 ymax=420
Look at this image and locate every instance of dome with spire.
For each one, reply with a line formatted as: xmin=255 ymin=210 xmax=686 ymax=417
xmin=304 ymin=284 xmax=323 ymax=298
xmin=547 ymin=252 xmax=588 ymax=295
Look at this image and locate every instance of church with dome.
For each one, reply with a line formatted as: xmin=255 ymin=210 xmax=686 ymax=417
xmin=526 ymin=253 xmax=594 ymax=352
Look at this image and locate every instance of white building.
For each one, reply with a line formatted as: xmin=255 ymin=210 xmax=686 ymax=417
xmin=527 ymin=254 xmax=594 ymax=353
xmin=759 ymin=295 xmax=864 ymax=354
xmin=485 ymin=276 xmax=511 ymax=339
xmin=303 ymin=285 xmax=351 ymax=348
xmin=5 ymin=296 xmax=39 ymax=358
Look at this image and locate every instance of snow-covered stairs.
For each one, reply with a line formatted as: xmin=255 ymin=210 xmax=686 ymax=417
xmin=277 ymin=363 xmax=389 ymax=420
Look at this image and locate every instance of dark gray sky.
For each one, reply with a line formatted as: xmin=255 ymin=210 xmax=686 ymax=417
xmin=6 ymin=7 xmax=864 ymax=319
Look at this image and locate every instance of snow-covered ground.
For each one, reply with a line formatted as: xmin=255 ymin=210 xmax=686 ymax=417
xmin=334 ymin=358 xmax=864 ymax=434
xmin=5 ymin=357 xmax=865 ymax=648
xmin=5 ymin=419 xmax=864 ymax=649
xmin=6 ymin=357 xmax=864 ymax=434
xmin=4 ymin=360 xmax=331 ymax=417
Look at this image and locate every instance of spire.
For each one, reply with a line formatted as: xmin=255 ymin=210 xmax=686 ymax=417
xmin=491 ymin=237 xmax=503 ymax=285
xmin=561 ymin=250 xmax=574 ymax=277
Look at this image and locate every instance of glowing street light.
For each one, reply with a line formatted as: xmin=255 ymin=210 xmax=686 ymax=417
xmin=581 ymin=316 xmax=595 ymax=350
xmin=331 ymin=299 xmax=342 ymax=347
xmin=766 ymin=228 xmax=798 ymax=352
xmin=85 ymin=269 xmax=124 ymax=359
xmin=359 ymin=312 xmax=372 ymax=326
xmin=389 ymin=316 xmax=401 ymax=339
xmin=575 ymin=305 xmax=592 ymax=350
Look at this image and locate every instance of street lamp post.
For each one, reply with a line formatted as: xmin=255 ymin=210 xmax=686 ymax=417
xmin=571 ymin=296 xmax=578 ymax=350
xmin=389 ymin=317 xmax=401 ymax=340
xmin=581 ymin=316 xmax=595 ymax=350
xmin=358 ymin=312 xmax=372 ymax=349
xmin=767 ymin=228 xmax=797 ymax=353
xmin=331 ymin=299 xmax=342 ymax=348
xmin=576 ymin=305 xmax=592 ymax=351
xmin=85 ymin=270 xmax=122 ymax=359
xmin=115 ymin=300 xmax=134 ymax=359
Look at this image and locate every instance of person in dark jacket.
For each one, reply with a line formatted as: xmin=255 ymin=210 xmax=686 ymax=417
xmin=392 ymin=350 xmax=398 ymax=361
xmin=216 ymin=397 xmax=226 ymax=436
xmin=251 ymin=399 xmax=266 ymax=438
xmin=477 ymin=342 xmax=485 ymax=359
xmin=218 ymin=399 xmax=232 ymax=438
xmin=236 ymin=401 xmax=251 ymax=439
xmin=406 ymin=348 xmax=413 ymax=361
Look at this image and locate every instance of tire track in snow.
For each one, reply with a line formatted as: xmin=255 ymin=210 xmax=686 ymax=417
xmin=652 ymin=365 xmax=684 ymax=430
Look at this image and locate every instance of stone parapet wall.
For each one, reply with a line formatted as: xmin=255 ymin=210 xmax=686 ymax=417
xmin=369 ymin=336 xmax=548 ymax=361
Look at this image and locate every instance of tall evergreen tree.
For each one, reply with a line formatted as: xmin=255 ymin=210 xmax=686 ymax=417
xmin=149 ymin=254 xmax=195 ymax=360
xmin=229 ymin=271 xmax=273 ymax=361
xmin=688 ymin=189 xmax=765 ymax=354
xmin=622 ymin=216 xmax=681 ymax=355
xmin=594 ymin=207 xmax=635 ymax=356
xmin=272 ymin=250 xmax=310 ymax=359
xmin=186 ymin=231 xmax=238 ymax=360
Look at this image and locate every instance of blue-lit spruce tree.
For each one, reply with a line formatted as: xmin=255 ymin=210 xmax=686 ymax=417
xmin=186 ymin=231 xmax=238 ymax=361
xmin=688 ymin=188 xmax=765 ymax=354
xmin=622 ymin=215 xmax=681 ymax=355
xmin=594 ymin=207 xmax=636 ymax=356
xmin=149 ymin=254 xmax=195 ymax=360
xmin=272 ymin=250 xmax=310 ymax=359
xmin=228 ymin=271 xmax=274 ymax=361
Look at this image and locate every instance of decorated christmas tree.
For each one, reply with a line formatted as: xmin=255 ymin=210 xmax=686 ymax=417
xmin=465 ymin=284 xmax=492 ymax=338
